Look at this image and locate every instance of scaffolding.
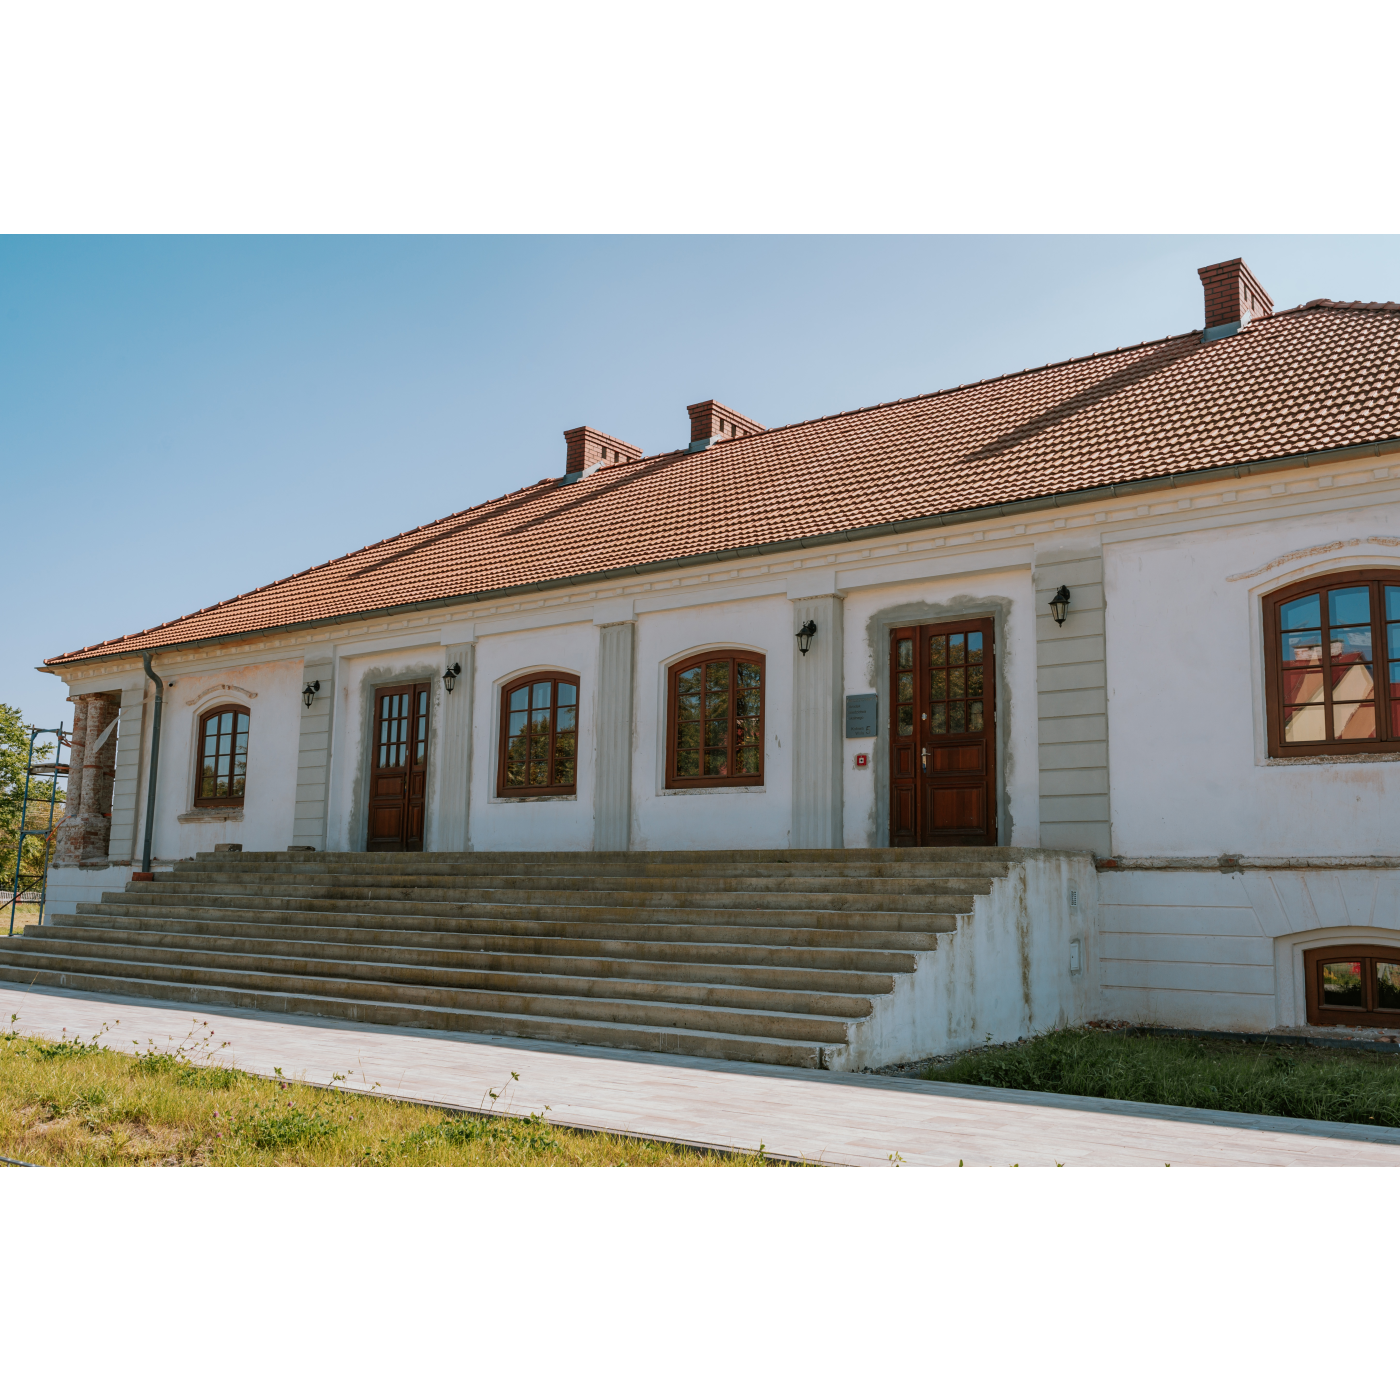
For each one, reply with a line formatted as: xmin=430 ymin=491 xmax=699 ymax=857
xmin=6 ymin=725 xmax=69 ymax=934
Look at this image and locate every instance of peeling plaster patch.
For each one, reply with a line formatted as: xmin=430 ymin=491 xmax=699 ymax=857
xmin=1226 ymin=537 xmax=1400 ymax=582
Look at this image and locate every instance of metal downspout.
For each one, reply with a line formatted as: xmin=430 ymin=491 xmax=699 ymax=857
xmin=140 ymin=653 xmax=164 ymax=876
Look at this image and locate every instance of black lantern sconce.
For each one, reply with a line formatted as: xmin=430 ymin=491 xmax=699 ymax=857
xmin=795 ymin=619 xmax=818 ymax=657
xmin=442 ymin=661 xmax=462 ymax=693
xmin=1048 ymin=585 xmax=1072 ymax=627
xmin=302 ymin=679 xmax=321 ymax=709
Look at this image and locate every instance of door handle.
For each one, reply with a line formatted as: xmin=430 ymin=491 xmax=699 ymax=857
xmin=921 ymin=747 xmax=928 ymax=774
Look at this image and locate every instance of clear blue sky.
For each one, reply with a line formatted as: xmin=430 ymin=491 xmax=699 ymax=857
xmin=4 ymin=235 xmax=1398 ymax=725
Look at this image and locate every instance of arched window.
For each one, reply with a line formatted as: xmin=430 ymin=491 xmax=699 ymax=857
xmin=497 ymin=672 xmax=579 ymax=796
xmin=1263 ymin=569 xmax=1400 ymax=757
xmin=1305 ymin=944 xmax=1400 ymax=1027
xmin=195 ymin=706 xmax=250 ymax=806
xmin=666 ymin=650 xmax=764 ymax=788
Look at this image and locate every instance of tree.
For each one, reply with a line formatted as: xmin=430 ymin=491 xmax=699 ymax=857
xmin=1 ymin=703 xmax=62 ymax=894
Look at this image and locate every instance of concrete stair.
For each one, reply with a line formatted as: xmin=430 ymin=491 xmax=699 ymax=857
xmin=2 ymin=848 xmax=1077 ymax=1069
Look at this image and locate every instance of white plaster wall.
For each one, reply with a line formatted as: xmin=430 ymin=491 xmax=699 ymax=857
xmin=1098 ymin=865 xmax=1400 ymax=1031
xmin=137 ymin=658 xmax=302 ymax=860
xmin=840 ymin=568 xmax=1040 ymax=849
xmin=1105 ymin=501 xmax=1400 ymax=858
xmin=631 ymin=595 xmax=793 ymax=851
xmin=465 ymin=623 xmax=598 ymax=852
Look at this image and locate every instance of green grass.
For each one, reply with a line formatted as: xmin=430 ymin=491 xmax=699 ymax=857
xmin=922 ymin=1026 xmax=1400 ymax=1128
xmin=0 ymin=1026 xmax=777 ymax=1167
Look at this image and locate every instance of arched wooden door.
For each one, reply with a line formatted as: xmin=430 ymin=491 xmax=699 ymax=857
xmin=889 ymin=619 xmax=997 ymax=846
xmin=367 ymin=681 xmax=431 ymax=851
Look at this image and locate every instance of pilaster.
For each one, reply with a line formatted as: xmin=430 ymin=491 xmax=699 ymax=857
xmin=593 ymin=619 xmax=636 ymax=851
xmin=106 ymin=681 xmax=149 ymax=862
xmin=790 ymin=592 xmax=844 ymax=848
xmin=436 ymin=642 xmax=475 ymax=852
xmin=1034 ymin=546 xmax=1111 ymax=856
xmin=292 ymin=655 xmax=336 ymax=849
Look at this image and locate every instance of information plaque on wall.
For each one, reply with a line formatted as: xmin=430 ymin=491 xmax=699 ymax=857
xmin=845 ymin=693 xmax=878 ymax=739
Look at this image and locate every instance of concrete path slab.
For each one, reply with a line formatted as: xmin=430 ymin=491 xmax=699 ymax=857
xmin=4 ymin=980 xmax=1399 ymax=1166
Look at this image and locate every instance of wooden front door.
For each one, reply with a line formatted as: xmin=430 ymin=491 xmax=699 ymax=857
xmin=368 ymin=682 xmax=431 ymax=851
xmin=889 ymin=619 xmax=997 ymax=846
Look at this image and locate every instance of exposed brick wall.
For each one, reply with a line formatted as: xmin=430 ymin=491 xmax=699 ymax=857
xmin=563 ymin=426 xmax=643 ymax=475
xmin=55 ymin=691 xmax=120 ymax=864
xmin=686 ymin=400 xmax=765 ymax=445
xmin=1198 ymin=258 xmax=1274 ymax=329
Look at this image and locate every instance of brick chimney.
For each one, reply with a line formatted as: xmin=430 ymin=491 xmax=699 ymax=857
xmin=562 ymin=426 xmax=643 ymax=482
xmin=686 ymin=400 xmax=765 ymax=452
xmin=1198 ymin=258 xmax=1273 ymax=342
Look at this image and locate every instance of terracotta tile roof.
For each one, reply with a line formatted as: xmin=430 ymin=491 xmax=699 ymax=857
xmin=47 ymin=300 xmax=1400 ymax=666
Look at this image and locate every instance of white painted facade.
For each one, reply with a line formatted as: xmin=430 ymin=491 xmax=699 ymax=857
xmin=46 ymin=442 xmax=1400 ymax=1037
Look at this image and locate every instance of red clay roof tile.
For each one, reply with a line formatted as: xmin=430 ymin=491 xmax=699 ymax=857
xmin=46 ymin=301 xmax=1400 ymax=665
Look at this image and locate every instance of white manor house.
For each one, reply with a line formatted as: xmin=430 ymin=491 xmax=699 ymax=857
xmin=15 ymin=258 xmax=1400 ymax=1068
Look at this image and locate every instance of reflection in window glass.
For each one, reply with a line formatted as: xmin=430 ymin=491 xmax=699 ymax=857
xmin=1280 ymin=594 xmax=1320 ymax=631
xmin=1378 ymin=963 xmax=1400 ymax=1010
xmin=1329 ymin=587 xmax=1371 ymax=626
xmin=503 ymin=677 xmax=577 ymax=789
xmin=1321 ymin=961 xmax=1364 ymax=1007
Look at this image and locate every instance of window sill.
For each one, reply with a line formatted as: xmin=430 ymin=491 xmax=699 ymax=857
xmin=487 ymin=794 xmax=578 ymax=805
xmin=1264 ymin=751 xmax=1400 ymax=767
xmin=661 ymin=785 xmax=766 ymax=797
xmin=177 ymin=808 xmax=245 ymax=823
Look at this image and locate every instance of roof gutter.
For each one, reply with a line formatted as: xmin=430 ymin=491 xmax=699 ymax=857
xmin=42 ymin=433 xmax=1400 ymax=672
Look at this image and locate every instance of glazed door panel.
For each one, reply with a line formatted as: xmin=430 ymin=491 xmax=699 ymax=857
xmin=367 ymin=682 xmax=431 ymax=852
xmin=889 ymin=620 xmax=997 ymax=847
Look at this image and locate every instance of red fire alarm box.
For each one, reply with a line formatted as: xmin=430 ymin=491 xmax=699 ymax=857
xmin=855 ymin=753 xmax=868 ymax=768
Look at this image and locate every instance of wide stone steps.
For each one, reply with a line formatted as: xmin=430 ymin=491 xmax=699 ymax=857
xmin=2 ymin=847 xmax=1041 ymax=1068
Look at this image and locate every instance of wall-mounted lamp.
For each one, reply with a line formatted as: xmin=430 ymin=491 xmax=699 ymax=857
xmin=795 ymin=620 xmax=818 ymax=657
xmin=1048 ymin=585 xmax=1072 ymax=627
xmin=443 ymin=661 xmax=462 ymax=693
xmin=302 ymin=680 xmax=321 ymax=708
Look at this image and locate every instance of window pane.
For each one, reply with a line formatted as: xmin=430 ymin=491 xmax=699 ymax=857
xmin=967 ymin=632 xmax=984 ymax=664
xmin=529 ymin=735 xmax=549 ymax=762
xmin=737 ymin=717 xmax=760 ymax=745
xmin=929 ymin=636 xmax=946 ymax=666
xmin=508 ymin=711 xmax=528 ymax=738
xmin=897 ymin=639 xmax=913 ymax=669
xmin=949 ymin=702 xmax=966 ymax=732
xmin=677 ymin=667 xmax=701 ymax=694
xmin=970 ymin=701 xmax=984 ymax=731
xmin=1282 ymin=668 xmax=1324 ymax=706
xmin=509 ymin=686 xmax=528 ymax=712
xmin=1377 ymin=963 xmax=1400 ymax=1010
xmin=1321 ymin=961 xmax=1364 ymax=1007
xmin=557 ymin=683 xmax=577 ymax=707
xmin=200 ymin=766 xmax=215 ymax=798
xmin=705 ymin=691 xmax=729 ymax=720
xmin=1390 ymin=621 xmax=1400 ymax=659
xmin=1329 ymin=587 xmax=1371 ymax=626
xmin=1283 ymin=706 xmax=1327 ymax=743
xmin=505 ymin=763 xmax=526 ymax=786
xmin=704 ymin=720 xmax=727 ymax=748
xmin=1391 ymin=660 xmax=1400 ymax=735
xmin=529 ymin=762 xmax=549 ymax=786
xmin=896 ymin=706 xmax=913 ymax=736
xmin=557 ymin=705 xmax=577 ymax=733
xmin=928 ymin=671 xmax=947 ymax=700
xmin=676 ymin=749 xmax=700 ymax=777
xmin=897 ymin=674 xmax=913 ymax=702
xmin=736 ymin=663 xmax=761 ymax=688
xmin=930 ymin=704 xmax=947 ymax=734
xmin=418 ymin=690 xmax=428 ymax=715
xmin=950 ymin=669 xmax=965 ymax=698
xmin=532 ymin=681 xmax=552 ymax=709
xmin=1331 ymin=625 xmax=1373 ymax=666
xmin=736 ymin=747 xmax=760 ymax=775
xmin=554 ymin=757 xmax=575 ymax=785
xmin=949 ymin=634 xmax=965 ymax=665
xmin=1335 ymin=704 xmax=1376 ymax=740
xmin=236 ymin=713 xmax=249 ymax=735
xmin=677 ymin=723 xmax=700 ymax=750
xmin=735 ymin=691 xmax=761 ymax=718
xmin=705 ymin=662 xmax=730 ymax=691
xmin=703 ymin=752 xmax=728 ymax=776
xmin=677 ymin=693 xmax=700 ymax=721
xmin=554 ymin=731 xmax=577 ymax=763
xmin=1281 ymin=629 xmax=1322 ymax=664
xmin=968 ymin=667 xmax=984 ymax=697
xmin=1280 ymin=594 xmax=1320 ymax=631
xmin=1388 ymin=586 xmax=1400 ymax=622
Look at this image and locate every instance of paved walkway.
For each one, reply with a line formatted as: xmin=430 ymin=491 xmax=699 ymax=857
xmin=4 ymin=981 xmax=1399 ymax=1166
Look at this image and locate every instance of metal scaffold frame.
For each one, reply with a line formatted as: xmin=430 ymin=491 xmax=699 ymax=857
xmin=7 ymin=725 xmax=69 ymax=935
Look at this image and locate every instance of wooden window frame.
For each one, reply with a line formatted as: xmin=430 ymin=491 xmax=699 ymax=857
xmin=1304 ymin=944 xmax=1400 ymax=1027
xmin=1263 ymin=568 xmax=1400 ymax=758
xmin=665 ymin=650 xmax=765 ymax=790
xmin=193 ymin=704 xmax=250 ymax=808
xmin=495 ymin=671 xmax=580 ymax=798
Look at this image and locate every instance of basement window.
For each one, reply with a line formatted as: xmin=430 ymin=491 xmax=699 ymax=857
xmin=1305 ymin=945 xmax=1400 ymax=1027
